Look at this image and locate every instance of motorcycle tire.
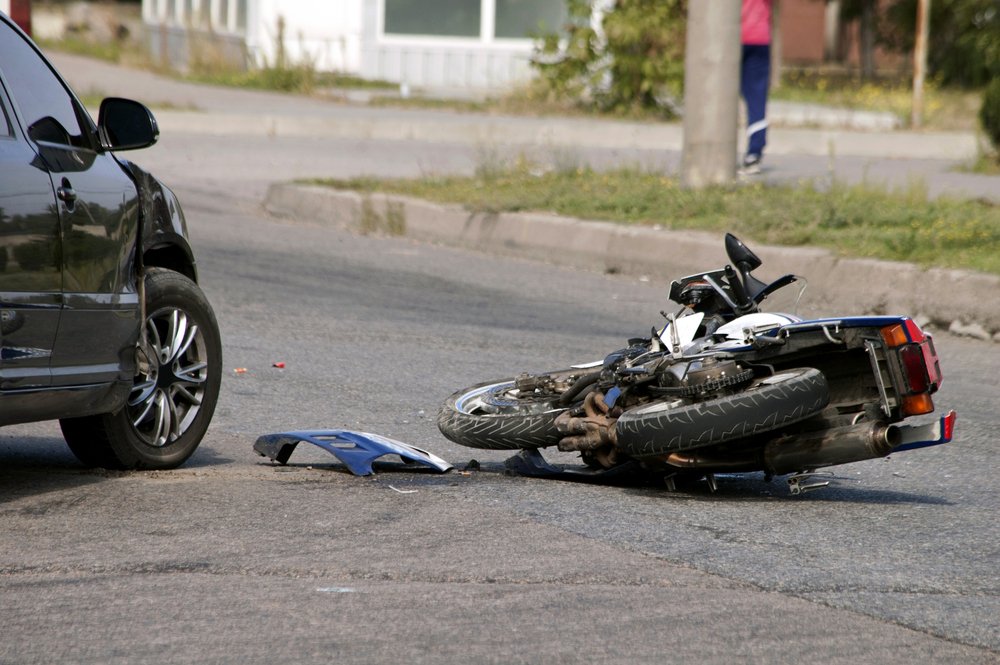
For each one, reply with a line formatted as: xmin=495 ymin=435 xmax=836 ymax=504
xmin=437 ymin=378 xmax=567 ymax=450
xmin=616 ymin=367 xmax=829 ymax=458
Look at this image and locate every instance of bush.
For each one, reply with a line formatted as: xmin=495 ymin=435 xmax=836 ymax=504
xmin=531 ymin=0 xmax=686 ymax=117
xmin=981 ymin=78 xmax=1000 ymax=157
xmin=884 ymin=0 xmax=1000 ymax=87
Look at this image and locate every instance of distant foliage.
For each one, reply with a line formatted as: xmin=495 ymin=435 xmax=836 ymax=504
xmin=883 ymin=0 xmax=1000 ymax=87
xmin=980 ymin=78 xmax=1000 ymax=157
xmin=531 ymin=0 xmax=687 ymax=117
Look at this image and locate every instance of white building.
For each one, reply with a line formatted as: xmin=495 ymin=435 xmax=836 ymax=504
xmin=142 ymin=0 xmax=567 ymax=91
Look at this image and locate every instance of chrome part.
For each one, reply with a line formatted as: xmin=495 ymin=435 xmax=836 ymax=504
xmin=865 ymin=339 xmax=896 ymax=417
xmin=821 ymin=323 xmax=845 ymax=344
xmin=788 ymin=471 xmax=834 ymax=495
xmin=764 ymin=421 xmax=900 ymax=476
xmin=892 ymin=410 xmax=956 ymax=452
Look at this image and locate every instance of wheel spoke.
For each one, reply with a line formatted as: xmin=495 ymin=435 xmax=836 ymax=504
xmin=146 ymin=317 xmax=164 ymax=361
xmin=175 ymin=322 xmax=199 ymax=360
xmin=128 ymin=379 xmax=157 ymax=407
xmin=174 ymin=361 xmax=208 ymax=385
xmin=153 ymin=391 xmax=171 ymax=446
xmin=131 ymin=387 xmax=160 ymax=429
xmin=164 ymin=391 xmax=181 ymax=444
xmin=171 ymin=383 xmax=202 ymax=408
xmin=161 ymin=311 xmax=190 ymax=365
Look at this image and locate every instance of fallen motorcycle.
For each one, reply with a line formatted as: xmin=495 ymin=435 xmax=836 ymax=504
xmin=438 ymin=234 xmax=955 ymax=493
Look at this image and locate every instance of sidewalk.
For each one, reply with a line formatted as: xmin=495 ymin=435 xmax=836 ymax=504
xmin=52 ymin=52 xmax=986 ymax=163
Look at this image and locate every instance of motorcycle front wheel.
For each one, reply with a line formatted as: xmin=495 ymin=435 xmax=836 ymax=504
xmin=437 ymin=378 xmax=569 ymax=450
xmin=615 ymin=367 xmax=829 ymax=458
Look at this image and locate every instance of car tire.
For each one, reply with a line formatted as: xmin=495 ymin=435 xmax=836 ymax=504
xmin=60 ymin=268 xmax=222 ymax=470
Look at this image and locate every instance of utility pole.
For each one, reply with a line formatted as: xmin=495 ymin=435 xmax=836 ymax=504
xmin=681 ymin=0 xmax=742 ymax=188
xmin=911 ymin=0 xmax=931 ymax=128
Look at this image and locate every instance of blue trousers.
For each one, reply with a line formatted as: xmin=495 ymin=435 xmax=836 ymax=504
xmin=740 ymin=44 xmax=770 ymax=158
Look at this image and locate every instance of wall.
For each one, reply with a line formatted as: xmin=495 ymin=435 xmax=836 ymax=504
xmin=246 ymin=1 xmax=362 ymax=72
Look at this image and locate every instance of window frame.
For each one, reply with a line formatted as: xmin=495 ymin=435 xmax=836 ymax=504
xmin=0 ymin=15 xmax=99 ymax=153
xmin=378 ymin=0 xmax=561 ymax=45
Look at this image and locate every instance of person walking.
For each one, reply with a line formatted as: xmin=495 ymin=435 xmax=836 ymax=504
xmin=740 ymin=0 xmax=772 ymax=174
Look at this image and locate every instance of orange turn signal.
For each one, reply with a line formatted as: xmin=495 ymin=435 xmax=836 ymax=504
xmin=902 ymin=393 xmax=935 ymax=416
xmin=881 ymin=324 xmax=909 ymax=348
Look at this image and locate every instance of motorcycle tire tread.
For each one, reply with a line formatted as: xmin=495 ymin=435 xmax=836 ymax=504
xmin=437 ymin=380 xmax=564 ymax=450
xmin=616 ymin=367 xmax=829 ymax=457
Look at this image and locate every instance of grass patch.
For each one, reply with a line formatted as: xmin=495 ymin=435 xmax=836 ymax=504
xmin=312 ymin=165 xmax=1000 ymax=275
xmin=38 ymin=36 xmax=123 ymax=63
xmin=774 ymin=69 xmax=983 ymax=132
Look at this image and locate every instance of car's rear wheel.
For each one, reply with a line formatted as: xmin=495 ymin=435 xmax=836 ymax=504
xmin=61 ymin=268 xmax=222 ymax=470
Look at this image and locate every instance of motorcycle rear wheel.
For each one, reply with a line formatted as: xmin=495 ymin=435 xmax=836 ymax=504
xmin=437 ymin=378 xmax=567 ymax=450
xmin=616 ymin=367 xmax=829 ymax=458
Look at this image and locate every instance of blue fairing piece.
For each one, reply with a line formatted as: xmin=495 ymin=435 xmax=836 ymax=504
xmin=254 ymin=430 xmax=453 ymax=476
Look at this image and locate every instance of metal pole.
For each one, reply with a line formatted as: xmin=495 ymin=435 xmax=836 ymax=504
xmin=681 ymin=0 xmax=741 ymax=188
xmin=911 ymin=0 xmax=931 ymax=128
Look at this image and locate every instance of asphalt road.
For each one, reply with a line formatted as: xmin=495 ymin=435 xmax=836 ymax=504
xmin=2 ymin=128 xmax=999 ymax=661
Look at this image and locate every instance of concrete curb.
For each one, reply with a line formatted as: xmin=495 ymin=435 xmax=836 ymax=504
xmin=264 ymin=182 xmax=1000 ymax=341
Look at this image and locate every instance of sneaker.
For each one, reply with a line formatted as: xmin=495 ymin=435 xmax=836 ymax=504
xmin=740 ymin=153 xmax=762 ymax=175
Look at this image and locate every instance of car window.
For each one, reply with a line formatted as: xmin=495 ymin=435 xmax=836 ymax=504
xmin=0 ymin=19 xmax=86 ymax=148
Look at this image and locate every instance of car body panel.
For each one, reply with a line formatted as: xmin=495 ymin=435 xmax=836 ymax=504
xmin=0 ymin=12 xmax=199 ymax=425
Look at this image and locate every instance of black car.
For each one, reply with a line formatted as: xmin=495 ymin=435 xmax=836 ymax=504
xmin=0 ymin=13 xmax=221 ymax=469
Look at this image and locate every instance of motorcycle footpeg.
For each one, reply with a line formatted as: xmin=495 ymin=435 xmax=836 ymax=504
xmin=787 ymin=471 xmax=835 ymax=495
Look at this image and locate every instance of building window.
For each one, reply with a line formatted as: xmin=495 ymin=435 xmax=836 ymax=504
xmin=384 ymin=0 xmax=480 ymax=38
xmin=494 ymin=0 xmax=565 ymax=39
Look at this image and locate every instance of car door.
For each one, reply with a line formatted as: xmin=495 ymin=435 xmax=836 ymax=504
xmin=0 ymin=15 xmax=140 ymax=389
xmin=0 ymin=39 xmax=62 ymax=390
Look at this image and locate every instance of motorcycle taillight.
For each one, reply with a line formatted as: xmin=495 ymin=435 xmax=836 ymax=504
xmin=899 ymin=344 xmax=930 ymax=393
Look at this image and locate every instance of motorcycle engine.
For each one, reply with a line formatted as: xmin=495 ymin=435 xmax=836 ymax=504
xmin=659 ymin=357 xmax=754 ymax=397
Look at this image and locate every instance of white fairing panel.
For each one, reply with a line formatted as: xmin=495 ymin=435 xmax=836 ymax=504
xmin=658 ymin=312 xmax=705 ymax=347
xmin=716 ymin=312 xmax=800 ymax=340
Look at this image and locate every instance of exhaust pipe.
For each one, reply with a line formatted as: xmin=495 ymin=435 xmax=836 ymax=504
xmin=764 ymin=421 xmax=902 ymax=476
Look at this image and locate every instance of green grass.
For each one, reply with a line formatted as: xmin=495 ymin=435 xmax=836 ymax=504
xmin=187 ymin=68 xmax=397 ymax=95
xmin=773 ymin=69 xmax=984 ymax=132
xmin=312 ymin=165 xmax=1000 ymax=275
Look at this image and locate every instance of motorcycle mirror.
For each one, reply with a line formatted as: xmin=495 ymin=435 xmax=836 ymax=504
xmin=725 ymin=233 xmax=762 ymax=272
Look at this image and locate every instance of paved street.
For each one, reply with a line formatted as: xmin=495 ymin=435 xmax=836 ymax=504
xmin=0 ymin=53 xmax=998 ymax=663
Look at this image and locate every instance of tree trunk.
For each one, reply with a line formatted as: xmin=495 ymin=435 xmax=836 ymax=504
xmin=911 ymin=0 xmax=931 ymax=128
xmin=859 ymin=0 xmax=876 ymax=79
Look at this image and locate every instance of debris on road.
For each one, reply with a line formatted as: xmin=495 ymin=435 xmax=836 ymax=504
xmin=254 ymin=429 xmax=453 ymax=476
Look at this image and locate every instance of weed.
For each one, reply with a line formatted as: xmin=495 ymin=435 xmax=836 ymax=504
xmin=357 ymin=196 xmax=406 ymax=236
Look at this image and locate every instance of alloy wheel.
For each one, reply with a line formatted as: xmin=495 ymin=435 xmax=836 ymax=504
xmin=127 ymin=307 xmax=209 ymax=447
